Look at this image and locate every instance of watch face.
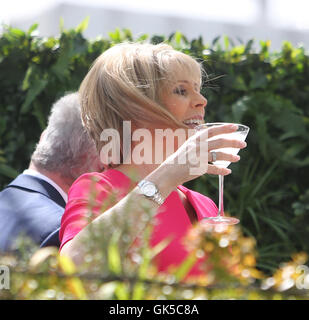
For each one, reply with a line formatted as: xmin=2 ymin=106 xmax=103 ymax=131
xmin=143 ymin=184 xmax=156 ymax=197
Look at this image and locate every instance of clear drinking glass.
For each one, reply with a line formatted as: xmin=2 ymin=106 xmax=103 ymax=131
xmin=195 ymin=122 xmax=250 ymax=225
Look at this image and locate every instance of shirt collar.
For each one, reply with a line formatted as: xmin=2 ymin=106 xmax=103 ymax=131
xmin=23 ymin=169 xmax=68 ymax=203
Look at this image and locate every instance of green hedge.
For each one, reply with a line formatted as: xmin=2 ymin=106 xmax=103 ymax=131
xmin=0 ymin=21 xmax=308 ymax=274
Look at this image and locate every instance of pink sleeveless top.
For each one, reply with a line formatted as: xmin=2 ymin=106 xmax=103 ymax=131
xmin=59 ymin=169 xmax=218 ymax=276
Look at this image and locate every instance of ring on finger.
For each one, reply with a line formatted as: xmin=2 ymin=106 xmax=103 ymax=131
xmin=210 ymin=151 xmax=217 ymax=163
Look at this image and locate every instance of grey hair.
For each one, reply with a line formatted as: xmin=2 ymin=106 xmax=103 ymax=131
xmin=31 ymin=92 xmax=101 ymax=183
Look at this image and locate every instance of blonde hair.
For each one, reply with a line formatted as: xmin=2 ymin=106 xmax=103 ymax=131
xmin=79 ymin=42 xmax=204 ymax=166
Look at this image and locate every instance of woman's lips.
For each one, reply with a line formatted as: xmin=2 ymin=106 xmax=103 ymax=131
xmin=183 ymin=118 xmax=204 ymax=128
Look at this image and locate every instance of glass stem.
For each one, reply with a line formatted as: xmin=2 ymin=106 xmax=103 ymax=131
xmin=218 ymin=175 xmax=224 ymax=217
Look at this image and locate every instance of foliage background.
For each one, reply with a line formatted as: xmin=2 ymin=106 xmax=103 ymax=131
xmin=0 ymin=21 xmax=308 ymax=276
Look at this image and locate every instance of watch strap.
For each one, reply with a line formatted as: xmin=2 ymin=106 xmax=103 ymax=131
xmin=138 ymin=180 xmax=165 ymax=206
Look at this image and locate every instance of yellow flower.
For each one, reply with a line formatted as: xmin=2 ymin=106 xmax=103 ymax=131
xmin=204 ymin=242 xmax=215 ymax=253
xmin=292 ymin=252 xmax=308 ymax=265
xmin=243 ymin=254 xmax=256 ymax=267
xmin=249 ymin=268 xmax=265 ymax=280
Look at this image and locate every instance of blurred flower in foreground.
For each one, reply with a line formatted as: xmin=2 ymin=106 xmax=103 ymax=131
xmin=261 ymin=252 xmax=309 ymax=292
xmin=184 ymin=221 xmax=265 ymax=286
xmin=1 ymin=211 xmax=309 ymax=300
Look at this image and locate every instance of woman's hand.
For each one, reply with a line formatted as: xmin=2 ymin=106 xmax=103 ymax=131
xmin=61 ymin=125 xmax=246 ymax=265
xmin=149 ymin=124 xmax=247 ymax=193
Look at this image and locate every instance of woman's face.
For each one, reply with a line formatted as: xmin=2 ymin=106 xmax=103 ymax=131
xmin=161 ymin=76 xmax=207 ymax=129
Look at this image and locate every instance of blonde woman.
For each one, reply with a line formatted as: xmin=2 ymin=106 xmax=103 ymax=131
xmin=60 ymin=43 xmax=246 ymax=275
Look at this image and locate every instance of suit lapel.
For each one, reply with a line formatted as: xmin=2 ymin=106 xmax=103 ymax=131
xmin=7 ymin=174 xmax=66 ymax=208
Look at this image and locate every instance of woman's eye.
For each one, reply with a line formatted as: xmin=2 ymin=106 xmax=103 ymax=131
xmin=174 ymin=87 xmax=186 ymax=96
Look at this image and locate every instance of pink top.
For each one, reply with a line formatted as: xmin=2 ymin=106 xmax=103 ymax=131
xmin=59 ymin=169 xmax=218 ymax=276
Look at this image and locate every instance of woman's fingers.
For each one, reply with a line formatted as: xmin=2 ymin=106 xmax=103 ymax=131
xmin=165 ymin=124 xmax=248 ymax=184
xmin=199 ymin=124 xmax=238 ymax=140
xmin=206 ymin=164 xmax=232 ymax=176
xmin=207 ymin=138 xmax=246 ymax=151
xmin=208 ymin=151 xmax=240 ymax=163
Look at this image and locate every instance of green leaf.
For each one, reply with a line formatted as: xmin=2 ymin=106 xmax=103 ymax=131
xmin=284 ymin=143 xmax=307 ymax=158
xmin=174 ymin=252 xmax=197 ymax=281
xmin=244 ymin=39 xmax=254 ymax=53
xmin=32 ymin=101 xmax=47 ymax=130
xmin=132 ymin=282 xmax=145 ymax=300
xmin=212 ymin=36 xmax=221 ymax=47
xmin=251 ymin=161 xmax=278 ymax=199
xmin=226 ymin=75 xmax=247 ymax=91
xmin=247 ymin=207 xmax=260 ymax=233
xmin=249 ymin=70 xmax=268 ymax=89
xmin=175 ymin=31 xmax=182 ymax=45
xmin=151 ymin=35 xmax=165 ymax=44
xmin=0 ymin=164 xmax=19 ymax=179
xmin=8 ymin=27 xmax=25 ymax=37
xmin=108 ymin=28 xmax=121 ymax=42
xmin=27 ymin=23 xmax=38 ymax=36
xmin=224 ymin=35 xmax=229 ymax=50
xmin=59 ymin=17 xmax=65 ymax=33
xmin=22 ymin=65 xmax=34 ymax=91
xmin=114 ymin=282 xmax=130 ymax=300
xmin=75 ymin=16 xmax=89 ymax=33
xmin=21 ymin=78 xmax=48 ymax=114
xmin=136 ymin=34 xmax=148 ymax=42
xmin=150 ymin=236 xmax=173 ymax=259
xmin=107 ymin=232 xmax=122 ymax=275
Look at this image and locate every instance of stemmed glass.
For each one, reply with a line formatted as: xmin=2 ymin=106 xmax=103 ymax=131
xmin=195 ymin=123 xmax=250 ymax=225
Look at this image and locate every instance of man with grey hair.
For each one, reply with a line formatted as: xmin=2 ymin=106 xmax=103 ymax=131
xmin=0 ymin=93 xmax=102 ymax=252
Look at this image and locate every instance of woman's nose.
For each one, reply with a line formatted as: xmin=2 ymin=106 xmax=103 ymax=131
xmin=193 ymin=93 xmax=207 ymax=109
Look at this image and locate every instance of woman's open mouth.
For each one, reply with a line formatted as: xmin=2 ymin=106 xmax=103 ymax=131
xmin=183 ymin=118 xmax=204 ymax=128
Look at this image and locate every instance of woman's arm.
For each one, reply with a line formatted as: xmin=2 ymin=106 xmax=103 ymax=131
xmin=61 ymin=124 xmax=245 ymax=265
xmin=60 ymin=165 xmax=175 ymax=265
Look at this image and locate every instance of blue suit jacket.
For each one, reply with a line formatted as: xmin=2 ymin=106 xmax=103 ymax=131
xmin=0 ymin=174 xmax=65 ymax=252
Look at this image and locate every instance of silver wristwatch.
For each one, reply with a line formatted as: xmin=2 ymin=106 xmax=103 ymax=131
xmin=137 ymin=180 xmax=165 ymax=206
